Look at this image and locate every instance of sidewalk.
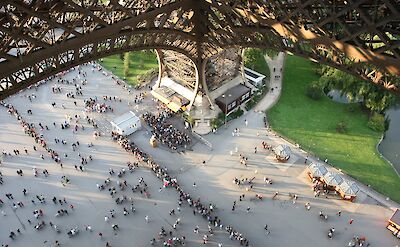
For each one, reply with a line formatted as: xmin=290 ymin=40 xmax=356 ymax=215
xmin=254 ymin=52 xmax=285 ymax=112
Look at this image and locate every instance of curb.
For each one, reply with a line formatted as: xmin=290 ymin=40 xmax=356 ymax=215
xmin=376 ymin=133 xmax=400 ymax=177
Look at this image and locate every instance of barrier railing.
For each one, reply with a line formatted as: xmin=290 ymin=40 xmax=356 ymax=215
xmin=192 ymin=131 xmax=213 ymax=151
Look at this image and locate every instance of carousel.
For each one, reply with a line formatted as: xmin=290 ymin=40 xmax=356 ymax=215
xmin=272 ymin=145 xmax=291 ymax=162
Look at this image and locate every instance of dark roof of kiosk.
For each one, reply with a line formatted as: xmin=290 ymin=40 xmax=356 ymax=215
xmin=215 ymin=84 xmax=251 ymax=105
xmin=390 ymin=209 xmax=400 ymax=225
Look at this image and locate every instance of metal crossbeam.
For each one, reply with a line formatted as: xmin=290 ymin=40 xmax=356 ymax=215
xmin=0 ymin=0 xmax=399 ymax=100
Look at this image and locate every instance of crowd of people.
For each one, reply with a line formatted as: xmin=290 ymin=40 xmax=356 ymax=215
xmin=0 ymin=59 xmax=375 ymax=247
xmin=1 ymin=63 xmax=192 ymax=247
xmin=1 ymin=102 xmax=63 ymax=165
xmin=84 ymin=97 xmax=113 ymax=113
xmin=0 ymin=183 xmax=74 ymax=247
xmin=0 ymin=64 xmax=103 ymax=247
xmin=112 ymin=132 xmax=251 ymax=246
xmin=142 ymin=111 xmax=191 ymax=150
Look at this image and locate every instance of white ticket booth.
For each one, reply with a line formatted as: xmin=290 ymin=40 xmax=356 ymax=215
xmin=110 ymin=111 xmax=141 ymax=136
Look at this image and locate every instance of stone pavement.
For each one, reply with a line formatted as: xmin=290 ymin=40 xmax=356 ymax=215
xmin=0 ymin=64 xmax=237 ymax=247
xmin=0 ymin=62 xmax=399 ymax=247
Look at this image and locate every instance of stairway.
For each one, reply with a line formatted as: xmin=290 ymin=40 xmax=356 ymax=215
xmin=192 ymin=120 xmax=212 ymax=135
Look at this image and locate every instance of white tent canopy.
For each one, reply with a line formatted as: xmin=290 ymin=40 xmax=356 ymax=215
xmin=339 ymin=180 xmax=360 ymax=196
xmin=323 ymin=172 xmax=344 ymax=187
xmin=110 ymin=111 xmax=141 ymax=136
xmin=307 ymin=162 xmax=328 ymax=178
xmin=160 ymin=77 xmax=195 ymax=102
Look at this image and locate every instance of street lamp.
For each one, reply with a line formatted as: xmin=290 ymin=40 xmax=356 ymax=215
xmin=222 ymin=94 xmax=226 ymax=127
xmin=222 ymin=94 xmax=231 ymax=127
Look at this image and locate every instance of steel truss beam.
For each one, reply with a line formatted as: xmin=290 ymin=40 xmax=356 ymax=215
xmin=0 ymin=0 xmax=399 ymax=100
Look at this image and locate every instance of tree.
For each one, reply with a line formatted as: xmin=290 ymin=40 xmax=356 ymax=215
xmin=123 ymin=52 xmax=131 ymax=77
xmin=306 ymin=81 xmax=323 ymax=100
xmin=243 ymin=48 xmax=260 ymax=69
xmin=265 ymin=49 xmax=279 ymax=59
xmin=336 ymin=121 xmax=348 ymax=133
xmin=367 ymin=113 xmax=386 ymax=132
xmin=317 ymin=65 xmax=396 ymax=113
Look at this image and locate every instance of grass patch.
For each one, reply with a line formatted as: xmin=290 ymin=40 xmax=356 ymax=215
xmin=245 ymin=50 xmax=270 ymax=79
xmin=268 ymin=55 xmax=400 ymax=203
xmin=100 ymin=51 xmax=158 ymax=86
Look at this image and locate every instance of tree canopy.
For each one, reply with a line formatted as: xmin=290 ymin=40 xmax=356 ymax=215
xmin=317 ymin=65 xmax=396 ymax=113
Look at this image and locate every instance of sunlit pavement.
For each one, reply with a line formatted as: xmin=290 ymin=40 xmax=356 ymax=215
xmin=0 ymin=63 xmax=399 ymax=247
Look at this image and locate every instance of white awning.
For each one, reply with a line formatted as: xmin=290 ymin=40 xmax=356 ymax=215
xmin=339 ymin=180 xmax=359 ymax=196
xmin=323 ymin=172 xmax=344 ymax=187
xmin=244 ymin=67 xmax=266 ymax=85
xmin=160 ymin=77 xmax=195 ymax=101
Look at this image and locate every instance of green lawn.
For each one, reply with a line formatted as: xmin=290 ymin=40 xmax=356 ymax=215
xmin=268 ymin=55 xmax=400 ymax=203
xmin=100 ymin=51 xmax=158 ymax=86
xmin=252 ymin=55 xmax=270 ymax=79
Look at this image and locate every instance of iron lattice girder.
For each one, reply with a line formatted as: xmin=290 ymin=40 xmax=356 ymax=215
xmin=0 ymin=0 xmax=399 ymax=100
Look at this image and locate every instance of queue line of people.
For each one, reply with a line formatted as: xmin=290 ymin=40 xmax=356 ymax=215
xmin=142 ymin=112 xmax=191 ymax=150
xmin=112 ymin=131 xmax=250 ymax=246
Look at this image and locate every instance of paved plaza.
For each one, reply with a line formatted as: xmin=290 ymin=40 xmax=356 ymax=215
xmin=0 ymin=63 xmax=399 ymax=247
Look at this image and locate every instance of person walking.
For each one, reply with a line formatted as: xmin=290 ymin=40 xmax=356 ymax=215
xmin=264 ymin=224 xmax=270 ymax=235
